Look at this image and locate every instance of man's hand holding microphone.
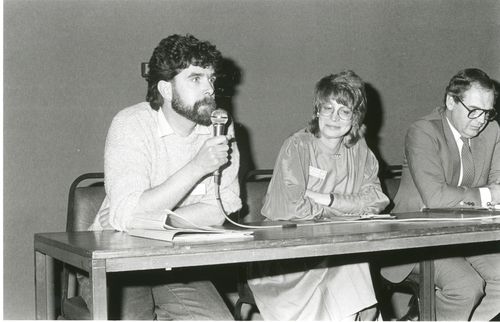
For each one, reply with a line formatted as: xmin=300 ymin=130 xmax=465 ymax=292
xmin=190 ymin=109 xmax=230 ymax=185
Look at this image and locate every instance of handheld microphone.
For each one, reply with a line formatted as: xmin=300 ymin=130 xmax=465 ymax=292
xmin=210 ymin=109 xmax=229 ymax=185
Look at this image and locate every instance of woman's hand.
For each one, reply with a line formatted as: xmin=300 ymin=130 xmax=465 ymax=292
xmin=305 ymin=189 xmax=331 ymax=206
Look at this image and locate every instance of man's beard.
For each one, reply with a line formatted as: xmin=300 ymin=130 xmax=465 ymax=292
xmin=171 ymin=91 xmax=216 ymax=126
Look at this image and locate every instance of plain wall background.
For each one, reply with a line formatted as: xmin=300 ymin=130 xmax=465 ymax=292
xmin=4 ymin=0 xmax=499 ymax=319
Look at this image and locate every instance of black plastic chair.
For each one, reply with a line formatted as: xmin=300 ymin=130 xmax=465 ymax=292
xmin=234 ymin=169 xmax=273 ymax=320
xmin=59 ymin=173 xmax=105 ymax=320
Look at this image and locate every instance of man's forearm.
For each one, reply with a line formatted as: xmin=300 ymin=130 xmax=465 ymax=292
xmin=127 ymin=212 xmax=169 ymax=230
xmin=170 ymin=203 xmax=225 ymax=227
xmin=136 ymin=162 xmax=207 ymax=213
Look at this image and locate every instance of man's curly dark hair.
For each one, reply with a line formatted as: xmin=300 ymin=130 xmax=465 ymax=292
xmin=145 ymin=34 xmax=222 ymax=110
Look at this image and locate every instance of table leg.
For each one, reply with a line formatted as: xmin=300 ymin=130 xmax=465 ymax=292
xmin=35 ymin=251 xmax=55 ymax=319
xmin=89 ymin=259 xmax=108 ymax=319
xmin=419 ymin=260 xmax=436 ymax=320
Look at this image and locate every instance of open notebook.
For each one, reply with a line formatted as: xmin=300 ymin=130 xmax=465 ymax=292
xmin=128 ymin=211 xmax=253 ymax=243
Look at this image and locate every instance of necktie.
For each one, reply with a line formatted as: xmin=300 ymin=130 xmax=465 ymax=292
xmin=460 ymin=137 xmax=475 ymax=187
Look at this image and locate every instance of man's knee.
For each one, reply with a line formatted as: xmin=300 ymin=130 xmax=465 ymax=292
xmin=442 ymin=273 xmax=485 ymax=304
xmin=467 ymin=277 xmax=486 ymax=304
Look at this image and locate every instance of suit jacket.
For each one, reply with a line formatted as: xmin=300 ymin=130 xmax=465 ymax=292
xmin=382 ymin=106 xmax=500 ymax=282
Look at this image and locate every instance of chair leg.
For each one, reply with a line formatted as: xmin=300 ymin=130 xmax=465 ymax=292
xmin=398 ymin=294 xmax=419 ymax=321
xmin=234 ymin=299 xmax=244 ymax=320
xmin=378 ymin=275 xmax=421 ymax=321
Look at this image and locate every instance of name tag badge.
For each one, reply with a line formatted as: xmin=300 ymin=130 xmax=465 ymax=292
xmin=192 ymin=183 xmax=207 ymax=196
xmin=309 ymin=166 xmax=327 ymax=180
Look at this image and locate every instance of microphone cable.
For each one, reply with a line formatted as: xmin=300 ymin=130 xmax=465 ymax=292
xmin=214 ymin=178 xmax=295 ymax=230
xmin=210 ymin=110 xmax=289 ymax=229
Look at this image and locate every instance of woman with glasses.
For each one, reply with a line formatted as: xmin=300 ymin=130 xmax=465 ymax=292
xmin=247 ymin=70 xmax=389 ymax=321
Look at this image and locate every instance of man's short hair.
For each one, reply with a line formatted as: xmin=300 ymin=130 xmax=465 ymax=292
xmin=145 ymin=34 xmax=222 ymax=111
xmin=308 ymin=70 xmax=367 ymax=147
xmin=444 ymin=68 xmax=498 ymax=105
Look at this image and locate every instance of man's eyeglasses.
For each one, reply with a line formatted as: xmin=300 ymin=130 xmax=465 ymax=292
xmin=318 ymin=105 xmax=353 ymax=121
xmin=456 ymin=96 xmax=497 ymax=121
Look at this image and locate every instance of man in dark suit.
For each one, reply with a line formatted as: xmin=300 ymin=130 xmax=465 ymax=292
xmin=382 ymin=68 xmax=500 ymax=320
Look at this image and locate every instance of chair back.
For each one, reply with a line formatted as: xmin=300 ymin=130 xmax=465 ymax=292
xmin=383 ymin=165 xmax=402 ymax=200
xmin=66 ymin=173 xmax=106 ymax=231
xmin=60 ymin=172 xmax=105 ymax=320
xmin=239 ymin=169 xmax=273 ymax=223
xmin=381 ymin=165 xmax=402 ymax=212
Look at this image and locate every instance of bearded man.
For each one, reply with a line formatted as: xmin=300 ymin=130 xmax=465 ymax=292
xmin=83 ymin=34 xmax=241 ymax=320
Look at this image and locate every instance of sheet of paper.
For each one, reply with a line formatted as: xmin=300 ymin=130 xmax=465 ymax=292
xmin=128 ymin=228 xmax=253 ymax=243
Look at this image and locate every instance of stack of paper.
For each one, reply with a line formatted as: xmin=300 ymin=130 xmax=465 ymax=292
xmin=127 ymin=211 xmax=254 ymax=243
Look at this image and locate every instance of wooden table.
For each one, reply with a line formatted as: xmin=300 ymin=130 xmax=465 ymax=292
xmin=35 ymin=211 xmax=500 ymax=320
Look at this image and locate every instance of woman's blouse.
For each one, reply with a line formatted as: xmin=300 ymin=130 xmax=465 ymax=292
xmin=262 ymin=129 xmax=389 ymax=220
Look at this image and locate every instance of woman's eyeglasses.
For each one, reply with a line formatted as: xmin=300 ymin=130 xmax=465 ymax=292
xmin=318 ymin=105 xmax=353 ymax=121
